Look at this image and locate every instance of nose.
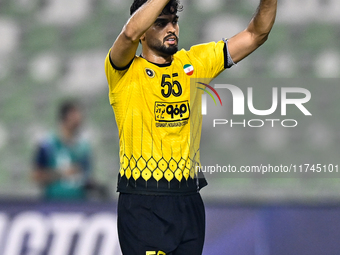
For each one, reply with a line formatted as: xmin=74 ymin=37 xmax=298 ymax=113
xmin=167 ymin=22 xmax=177 ymax=34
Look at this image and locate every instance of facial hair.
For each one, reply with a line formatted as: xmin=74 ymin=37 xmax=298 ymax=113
xmin=147 ymin=34 xmax=179 ymax=56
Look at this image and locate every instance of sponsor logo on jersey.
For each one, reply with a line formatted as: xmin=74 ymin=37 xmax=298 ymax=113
xmin=146 ymin=68 xmax=155 ymax=78
xmin=154 ymin=100 xmax=190 ymax=123
xmin=183 ymin=64 xmax=194 ymax=76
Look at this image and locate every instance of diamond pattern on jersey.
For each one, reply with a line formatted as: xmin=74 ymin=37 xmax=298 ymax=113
xmin=117 ymin=112 xmax=201 ymax=188
xmin=119 ymin=153 xmax=199 ymax=183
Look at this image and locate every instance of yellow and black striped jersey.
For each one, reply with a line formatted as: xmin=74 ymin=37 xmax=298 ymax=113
xmin=105 ymin=40 xmax=230 ymax=194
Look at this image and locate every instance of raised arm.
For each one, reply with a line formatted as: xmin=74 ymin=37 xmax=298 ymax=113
xmin=110 ymin=0 xmax=171 ymax=68
xmin=227 ymin=0 xmax=277 ymax=64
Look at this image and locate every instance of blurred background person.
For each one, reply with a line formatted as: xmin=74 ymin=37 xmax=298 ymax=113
xmin=32 ymin=99 xmax=105 ymax=201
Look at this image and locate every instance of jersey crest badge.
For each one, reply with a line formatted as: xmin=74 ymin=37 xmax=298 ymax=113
xmin=183 ymin=64 xmax=194 ymax=76
xmin=145 ymin=68 xmax=155 ymax=78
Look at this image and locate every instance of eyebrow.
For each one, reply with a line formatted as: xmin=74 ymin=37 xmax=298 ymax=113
xmin=155 ymin=15 xmax=179 ymax=23
xmin=155 ymin=18 xmax=168 ymax=23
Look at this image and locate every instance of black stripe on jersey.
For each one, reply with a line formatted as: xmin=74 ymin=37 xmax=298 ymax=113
xmin=223 ymin=40 xmax=235 ymax=69
xmin=223 ymin=42 xmax=228 ymax=69
xmin=109 ymin=53 xmax=134 ymax=71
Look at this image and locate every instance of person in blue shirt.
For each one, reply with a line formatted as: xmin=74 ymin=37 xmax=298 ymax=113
xmin=33 ymin=100 xmax=93 ymax=201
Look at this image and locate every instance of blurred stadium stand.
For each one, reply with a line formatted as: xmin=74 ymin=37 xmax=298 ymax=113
xmin=0 ymin=0 xmax=339 ymax=202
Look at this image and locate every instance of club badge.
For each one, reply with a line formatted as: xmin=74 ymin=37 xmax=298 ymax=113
xmin=145 ymin=68 xmax=155 ymax=78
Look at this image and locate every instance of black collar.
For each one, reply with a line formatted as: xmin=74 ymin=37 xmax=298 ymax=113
xmin=139 ymin=54 xmax=172 ymax=67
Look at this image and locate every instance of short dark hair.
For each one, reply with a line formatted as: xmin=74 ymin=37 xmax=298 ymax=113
xmin=58 ymin=100 xmax=80 ymax=122
xmin=130 ymin=0 xmax=183 ymax=16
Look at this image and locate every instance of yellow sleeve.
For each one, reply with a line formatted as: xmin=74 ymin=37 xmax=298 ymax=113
xmin=104 ymin=50 xmax=133 ymax=96
xmin=187 ymin=40 xmax=226 ymax=78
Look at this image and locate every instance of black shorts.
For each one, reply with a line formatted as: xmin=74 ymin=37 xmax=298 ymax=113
xmin=117 ymin=192 xmax=205 ymax=255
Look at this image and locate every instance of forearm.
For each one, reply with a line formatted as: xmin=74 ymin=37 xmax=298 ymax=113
xmin=227 ymin=0 xmax=277 ymax=63
xmin=123 ymin=0 xmax=171 ymax=42
xmin=32 ymin=169 xmax=60 ymax=185
xmin=247 ymin=0 xmax=277 ymax=44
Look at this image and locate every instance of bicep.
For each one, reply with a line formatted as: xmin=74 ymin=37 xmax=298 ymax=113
xmin=110 ymin=31 xmax=139 ymax=69
xmin=227 ymin=29 xmax=262 ymax=64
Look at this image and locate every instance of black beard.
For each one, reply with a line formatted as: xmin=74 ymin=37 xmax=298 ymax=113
xmin=157 ymin=44 xmax=178 ymax=56
xmin=147 ymin=37 xmax=179 ymax=56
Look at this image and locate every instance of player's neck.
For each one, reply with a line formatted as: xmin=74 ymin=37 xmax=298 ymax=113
xmin=141 ymin=50 xmax=173 ymax=65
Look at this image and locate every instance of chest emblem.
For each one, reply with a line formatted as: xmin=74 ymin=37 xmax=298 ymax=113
xmin=183 ymin=64 xmax=194 ymax=76
xmin=145 ymin=68 xmax=155 ymax=78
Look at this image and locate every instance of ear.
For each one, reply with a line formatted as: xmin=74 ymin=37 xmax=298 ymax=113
xmin=139 ymin=33 xmax=146 ymax=45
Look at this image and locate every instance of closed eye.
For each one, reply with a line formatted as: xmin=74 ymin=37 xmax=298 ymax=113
xmin=154 ymin=16 xmax=179 ymax=27
xmin=155 ymin=18 xmax=168 ymax=27
xmin=156 ymin=21 xmax=167 ymax=27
